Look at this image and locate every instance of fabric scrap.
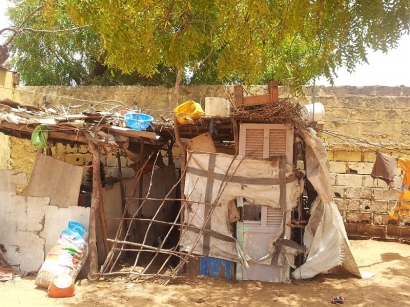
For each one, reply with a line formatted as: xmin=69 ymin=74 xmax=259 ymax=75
xmin=389 ymin=158 xmax=410 ymax=219
xmin=370 ymin=152 xmax=398 ymax=186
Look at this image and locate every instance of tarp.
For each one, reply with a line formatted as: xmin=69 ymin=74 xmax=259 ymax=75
xmin=292 ymin=128 xmax=360 ymax=279
xmin=180 ymin=152 xmax=304 ymax=263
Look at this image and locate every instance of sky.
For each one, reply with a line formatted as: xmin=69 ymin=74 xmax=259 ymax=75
xmin=1 ymin=2 xmax=409 ymax=87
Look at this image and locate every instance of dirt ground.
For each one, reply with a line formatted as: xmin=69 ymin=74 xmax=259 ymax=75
xmin=1 ymin=239 xmax=410 ymax=307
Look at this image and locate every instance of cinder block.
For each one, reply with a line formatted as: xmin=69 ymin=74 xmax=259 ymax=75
xmin=345 ymin=187 xmax=372 ymax=199
xmin=358 ymin=224 xmax=386 ymax=238
xmin=386 ymin=225 xmax=400 ymax=238
xmin=348 ymin=162 xmax=374 ymax=175
xmin=373 ymin=188 xmax=399 ymax=201
xmin=105 ymin=156 xmax=118 ymax=167
xmin=393 ymin=176 xmax=403 ymax=189
xmin=400 ymin=227 xmax=410 ymax=239
xmin=78 ymin=145 xmax=89 ymax=154
xmin=346 ymin=212 xmax=371 ymax=223
xmin=64 ymin=144 xmax=78 ymax=154
xmin=332 ymin=150 xmax=362 ymax=162
xmin=329 ymin=161 xmax=347 ymax=174
xmin=83 ymin=153 xmax=93 ymax=165
xmin=333 ymin=186 xmax=345 ymax=198
xmin=327 ymin=150 xmax=333 ymax=160
xmin=346 ymin=199 xmax=363 ymax=211
xmin=373 ymin=214 xmax=391 ymax=226
xmin=399 ymin=215 xmax=410 ymax=227
xmin=370 ymin=200 xmax=389 ymax=213
xmin=359 ymin=199 xmax=371 ymax=212
xmin=64 ymin=154 xmax=84 ymax=166
xmin=363 ymin=176 xmax=390 ymax=188
xmin=104 ymin=166 xmax=135 ymax=179
xmin=334 ymin=198 xmax=348 ymax=211
xmin=336 ymin=174 xmax=363 ymax=187
xmin=330 ymin=173 xmax=337 ymax=186
xmin=395 ymin=168 xmax=403 ymax=176
xmin=363 ymin=151 xmax=377 ymax=163
xmin=344 ymin=223 xmax=359 ymax=236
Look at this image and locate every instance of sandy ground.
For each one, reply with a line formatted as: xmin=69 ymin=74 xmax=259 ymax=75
xmin=1 ymin=239 xmax=410 ymax=307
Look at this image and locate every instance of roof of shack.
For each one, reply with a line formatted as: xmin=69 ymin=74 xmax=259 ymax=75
xmin=0 ymin=95 xmax=308 ymax=149
xmin=0 ymin=98 xmax=170 ymax=149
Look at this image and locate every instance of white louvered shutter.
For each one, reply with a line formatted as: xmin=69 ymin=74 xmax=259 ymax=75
xmin=238 ymin=123 xmax=293 ymax=164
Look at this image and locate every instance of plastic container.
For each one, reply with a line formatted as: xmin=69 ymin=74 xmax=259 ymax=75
xmin=302 ymin=102 xmax=325 ymax=122
xmin=48 ymin=274 xmax=75 ymax=298
xmin=174 ymin=100 xmax=204 ymax=125
xmin=205 ymin=97 xmax=230 ymax=117
xmin=124 ymin=112 xmax=153 ymax=130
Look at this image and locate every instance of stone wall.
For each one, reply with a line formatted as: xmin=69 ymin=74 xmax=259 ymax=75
xmin=3 ymin=84 xmax=410 ymax=240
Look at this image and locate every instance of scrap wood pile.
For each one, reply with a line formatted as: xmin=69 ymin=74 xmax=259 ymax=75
xmin=0 ymin=98 xmax=132 ymax=128
xmin=0 ymin=98 xmax=164 ymax=147
xmin=230 ymin=97 xmax=308 ymax=134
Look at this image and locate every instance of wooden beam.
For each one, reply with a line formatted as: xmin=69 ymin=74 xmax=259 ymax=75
xmin=243 ymin=94 xmax=271 ymax=106
xmin=107 ymin=126 xmax=158 ymax=140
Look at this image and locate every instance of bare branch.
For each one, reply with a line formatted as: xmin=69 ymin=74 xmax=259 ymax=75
xmin=19 ymin=6 xmax=43 ymax=30
xmin=2 ymin=5 xmax=43 ymax=45
xmin=1 ymin=4 xmax=89 ymax=46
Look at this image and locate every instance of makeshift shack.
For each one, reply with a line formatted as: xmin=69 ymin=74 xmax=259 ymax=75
xmin=0 ymin=81 xmax=361 ymax=284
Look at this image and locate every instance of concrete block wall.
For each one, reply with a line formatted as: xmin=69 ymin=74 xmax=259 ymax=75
xmin=52 ymin=143 xmax=137 ymax=184
xmin=329 ymin=154 xmax=406 ymax=240
xmin=314 ymin=86 xmax=410 ymax=241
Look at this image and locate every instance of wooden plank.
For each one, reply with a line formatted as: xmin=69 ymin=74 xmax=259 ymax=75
xmin=234 ymin=85 xmax=244 ymax=106
xmin=231 ymin=118 xmax=239 ymax=154
xmin=109 ymin=126 xmax=158 ymax=140
xmin=185 ymin=132 xmax=216 ymax=153
xmin=269 ymin=80 xmax=279 ymax=103
xmin=243 ymin=94 xmax=271 ymax=106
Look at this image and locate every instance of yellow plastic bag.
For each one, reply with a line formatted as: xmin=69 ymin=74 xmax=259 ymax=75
xmin=174 ymin=101 xmax=204 ymax=125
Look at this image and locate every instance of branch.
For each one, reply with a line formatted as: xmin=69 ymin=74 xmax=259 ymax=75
xmin=1 ymin=4 xmax=90 ymax=46
xmin=2 ymin=5 xmax=43 ymax=44
xmin=197 ymin=26 xmax=214 ymax=68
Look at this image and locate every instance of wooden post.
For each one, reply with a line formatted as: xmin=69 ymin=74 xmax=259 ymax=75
xmin=269 ymin=80 xmax=279 ymax=103
xmin=231 ymin=118 xmax=239 ymax=154
xmin=136 ymin=139 xmax=145 ymax=244
xmin=234 ymin=85 xmax=244 ymax=106
xmin=117 ymin=150 xmax=128 ymax=232
xmin=88 ymin=142 xmax=110 ymax=277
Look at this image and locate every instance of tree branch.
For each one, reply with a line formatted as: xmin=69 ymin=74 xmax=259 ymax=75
xmin=2 ymin=5 xmax=43 ymax=44
xmin=1 ymin=4 xmax=89 ymax=46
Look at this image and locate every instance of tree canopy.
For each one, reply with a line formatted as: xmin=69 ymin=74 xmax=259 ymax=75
xmin=4 ymin=0 xmax=410 ymax=92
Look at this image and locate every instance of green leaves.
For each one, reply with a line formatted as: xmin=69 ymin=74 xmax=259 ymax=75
xmin=4 ymin=0 xmax=410 ymax=92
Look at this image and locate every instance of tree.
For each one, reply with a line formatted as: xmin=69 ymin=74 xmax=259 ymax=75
xmin=3 ymin=0 xmax=410 ymax=92
xmin=3 ymin=0 xmax=179 ymax=86
xmin=59 ymin=0 xmax=410 ymax=93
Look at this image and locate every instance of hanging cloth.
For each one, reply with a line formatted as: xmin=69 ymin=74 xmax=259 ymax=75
xmin=389 ymin=158 xmax=410 ymax=220
xmin=370 ymin=152 xmax=398 ymax=186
